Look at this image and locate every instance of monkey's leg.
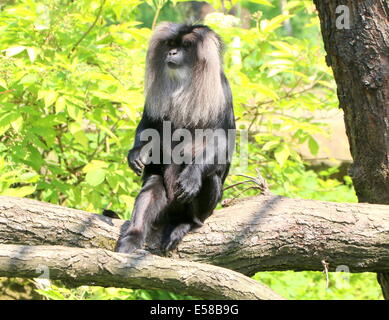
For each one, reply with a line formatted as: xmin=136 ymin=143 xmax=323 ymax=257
xmin=162 ymin=175 xmax=223 ymax=252
xmin=117 ymin=174 xmax=167 ymax=253
xmin=196 ymin=174 xmax=223 ymax=221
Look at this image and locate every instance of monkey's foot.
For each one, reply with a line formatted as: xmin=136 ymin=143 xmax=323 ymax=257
xmin=175 ymin=170 xmax=201 ymax=203
xmin=161 ymin=223 xmax=191 ymax=252
xmin=116 ymin=228 xmax=144 ymax=253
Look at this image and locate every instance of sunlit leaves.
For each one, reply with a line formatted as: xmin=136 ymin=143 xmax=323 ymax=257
xmin=261 ymin=139 xmax=280 ymax=152
xmin=1 ymin=185 xmax=36 ymax=197
xmin=308 ymin=136 xmax=319 ymax=156
xmin=274 ymin=144 xmax=290 ymax=166
xmin=0 ymin=79 xmax=8 ymax=89
xmin=0 ymin=112 xmax=21 ymax=136
xmin=69 ymin=123 xmax=89 ymax=148
xmin=249 ymin=0 xmax=274 ymax=6
xmin=38 ymin=90 xmax=58 ymax=108
xmin=55 ymin=96 xmax=67 ymax=113
xmin=85 ymin=168 xmax=106 ymax=186
xmin=260 ymin=15 xmax=293 ymax=33
xmin=84 ymin=160 xmax=109 ymax=186
xmin=0 ymin=0 xmax=339 ymax=228
xmin=27 ymin=47 xmax=37 ymax=62
xmin=19 ymin=73 xmax=39 ymax=86
xmin=3 ymin=46 xmax=26 ymax=57
xmin=0 ymin=158 xmax=39 ymax=197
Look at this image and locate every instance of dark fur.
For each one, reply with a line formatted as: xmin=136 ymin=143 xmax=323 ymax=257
xmin=117 ymin=23 xmax=235 ymax=253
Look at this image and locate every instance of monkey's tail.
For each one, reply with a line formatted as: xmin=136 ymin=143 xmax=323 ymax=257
xmin=102 ymin=209 xmax=121 ymax=219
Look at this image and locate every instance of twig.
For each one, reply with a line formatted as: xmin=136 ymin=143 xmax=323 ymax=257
xmin=322 ymin=260 xmax=330 ymax=289
xmin=151 ymin=1 xmax=164 ymax=30
xmin=68 ymin=0 xmax=106 ymax=58
xmin=0 ymin=89 xmax=15 ymax=94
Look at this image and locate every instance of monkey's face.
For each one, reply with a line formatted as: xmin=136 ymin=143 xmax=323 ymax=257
xmin=164 ymin=38 xmax=195 ymax=70
xmin=145 ymin=23 xmax=227 ymax=127
xmin=147 ymin=23 xmax=223 ymax=80
xmin=147 ymin=23 xmax=223 ymax=79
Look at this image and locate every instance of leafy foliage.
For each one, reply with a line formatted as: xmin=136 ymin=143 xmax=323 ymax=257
xmin=36 ymin=285 xmax=194 ymax=300
xmin=254 ymin=271 xmax=382 ymax=300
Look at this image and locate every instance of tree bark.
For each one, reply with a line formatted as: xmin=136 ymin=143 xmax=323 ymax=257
xmin=0 ymin=244 xmax=282 ymax=300
xmin=1 ymin=195 xmax=389 ymax=276
xmin=313 ymin=0 xmax=389 ymax=298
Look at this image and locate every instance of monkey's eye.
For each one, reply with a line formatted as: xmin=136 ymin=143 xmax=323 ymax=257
xmin=166 ymin=39 xmax=175 ymax=47
xmin=182 ymin=41 xmax=192 ymax=50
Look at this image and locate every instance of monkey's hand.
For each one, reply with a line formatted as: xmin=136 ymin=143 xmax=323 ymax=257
xmin=175 ymin=166 xmax=202 ymax=203
xmin=127 ymin=147 xmax=147 ymax=176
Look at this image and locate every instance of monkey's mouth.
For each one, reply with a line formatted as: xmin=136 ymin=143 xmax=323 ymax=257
xmin=167 ymin=61 xmax=181 ymax=69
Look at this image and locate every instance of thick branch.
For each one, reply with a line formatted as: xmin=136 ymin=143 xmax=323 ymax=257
xmin=1 ymin=195 xmax=389 ymax=275
xmin=0 ymin=244 xmax=282 ymax=300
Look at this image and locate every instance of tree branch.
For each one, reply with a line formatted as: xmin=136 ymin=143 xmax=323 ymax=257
xmin=1 ymin=195 xmax=389 ymax=277
xmin=0 ymin=244 xmax=282 ymax=300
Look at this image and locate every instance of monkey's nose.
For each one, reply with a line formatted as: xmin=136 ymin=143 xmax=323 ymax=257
xmin=168 ymin=49 xmax=178 ymax=56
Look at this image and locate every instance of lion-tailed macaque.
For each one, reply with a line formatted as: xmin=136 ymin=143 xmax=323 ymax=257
xmin=116 ymin=23 xmax=235 ymax=253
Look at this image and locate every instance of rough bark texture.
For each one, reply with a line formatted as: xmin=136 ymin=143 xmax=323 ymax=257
xmin=1 ymin=195 xmax=389 ymax=276
xmin=0 ymin=244 xmax=282 ymax=300
xmin=0 ymin=195 xmax=121 ymax=249
xmin=313 ymin=0 xmax=389 ymax=298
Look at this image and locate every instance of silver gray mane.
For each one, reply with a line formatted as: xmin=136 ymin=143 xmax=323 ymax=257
xmin=144 ymin=22 xmax=226 ymax=128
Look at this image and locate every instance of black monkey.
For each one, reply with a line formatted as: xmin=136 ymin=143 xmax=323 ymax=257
xmin=116 ymin=22 xmax=235 ymax=253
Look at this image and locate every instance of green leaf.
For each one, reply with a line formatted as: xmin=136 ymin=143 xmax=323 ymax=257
xmin=0 ymin=79 xmax=8 ymax=89
xmin=27 ymin=47 xmax=37 ymax=62
xmin=274 ymin=144 xmax=290 ymax=166
xmin=19 ymin=74 xmax=39 ymax=86
xmin=55 ymin=96 xmax=67 ymax=113
xmin=107 ymin=174 xmax=119 ymax=190
xmin=1 ymin=186 xmax=36 ymax=197
xmin=0 ymin=113 xmax=20 ymax=135
xmin=69 ymin=123 xmax=88 ymax=148
xmin=19 ymin=172 xmax=39 ymax=183
xmin=249 ymin=0 xmax=273 ymax=6
xmin=10 ymin=116 xmax=23 ymax=133
xmin=262 ymin=15 xmax=293 ymax=33
xmin=262 ymin=140 xmax=280 ymax=151
xmin=44 ymin=90 xmax=58 ymax=107
xmin=83 ymin=160 xmax=109 ymax=173
xmin=4 ymin=46 xmax=26 ymax=57
xmin=35 ymin=289 xmax=66 ymax=300
xmin=66 ymin=103 xmax=82 ymax=121
xmin=85 ymin=168 xmax=106 ymax=186
xmin=308 ymin=136 xmax=320 ymax=155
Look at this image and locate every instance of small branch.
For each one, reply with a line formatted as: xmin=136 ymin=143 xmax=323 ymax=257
xmin=223 ymin=180 xmax=253 ymax=191
xmin=68 ymin=0 xmax=106 ymax=58
xmin=0 ymin=244 xmax=283 ymax=300
xmin=151 ymin=0 xmax=165 ymax=30
xmin=0 ymin=89 xmax=15 ymax=95
xmin=321 ymin=260 xmax=330 ymax=289
xmin=151 ymin=6 xmax=161 ymax=30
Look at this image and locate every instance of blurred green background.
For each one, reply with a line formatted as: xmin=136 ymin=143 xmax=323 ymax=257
xmin=0 ymin=0 xmax=382 ymax=300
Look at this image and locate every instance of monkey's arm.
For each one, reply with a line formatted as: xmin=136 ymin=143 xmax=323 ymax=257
xmin=175 ymin=130 xmax=232 ymax=202
xmin=127 ymin=112 xmax=153 ymax=176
